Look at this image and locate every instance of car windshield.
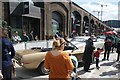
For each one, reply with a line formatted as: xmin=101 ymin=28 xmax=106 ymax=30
xmin=97 ymin=36 xmax=105 ymax=39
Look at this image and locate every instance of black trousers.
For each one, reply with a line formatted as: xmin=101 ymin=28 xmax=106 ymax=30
xmin=96 ymin=58 xmax=99 ymax=67
xmin=103 ymin=50 xmax=110 ymax=60
xmin=84 ymin=61 xmax=91 ymax=71
xmin=117 ymin=52 xmax=120 ymax=61
xmin=2 ymin=65 xmax=12 ymax=80
xmin=111 ymin=43 xmax=116 ymax=52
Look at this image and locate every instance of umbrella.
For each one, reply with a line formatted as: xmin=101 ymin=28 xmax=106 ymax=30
xmin=105 ymin=31 xmax=117 ymax=35
xmin=113 ymin=31 xmax=117 ymax=35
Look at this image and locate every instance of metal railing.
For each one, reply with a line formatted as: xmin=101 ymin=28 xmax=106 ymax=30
xmin=14 ymin=39 xmax=53 ymax=51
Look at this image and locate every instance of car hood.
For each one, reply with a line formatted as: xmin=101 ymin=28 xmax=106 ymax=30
xmin=16 ymin=49 xmax=40 ymax=56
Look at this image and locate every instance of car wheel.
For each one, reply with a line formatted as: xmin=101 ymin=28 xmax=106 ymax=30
xmin=38 ymin=62 xmax=49 ymax=75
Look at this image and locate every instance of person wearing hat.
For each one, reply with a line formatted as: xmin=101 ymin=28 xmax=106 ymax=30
xmin=116 ymin=40 xmax=120 ymax=61
xmin=82 ymin=35 xmax=95 ymax=72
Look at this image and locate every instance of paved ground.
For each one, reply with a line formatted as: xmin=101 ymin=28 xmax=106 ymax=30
xmin=77 ymin=51 xmax=120 ymax=80
xmin=13 ymin=51 xmax=120 ymax=80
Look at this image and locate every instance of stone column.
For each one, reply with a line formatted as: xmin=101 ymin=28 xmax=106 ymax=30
xmin=80 ymin=15 xmax=84 ymax=35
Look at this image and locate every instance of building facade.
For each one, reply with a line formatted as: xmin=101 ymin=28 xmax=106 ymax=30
xmin=104 ymin=20 xmax=120 ymax=33
xmin=103 ymin=20 xmax=120 ymax=28
xmin=1 ymin=1 xmax=111 ymax=40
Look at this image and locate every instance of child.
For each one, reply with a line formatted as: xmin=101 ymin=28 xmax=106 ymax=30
xmin=94 ymin=48 xmax=103 ymax=69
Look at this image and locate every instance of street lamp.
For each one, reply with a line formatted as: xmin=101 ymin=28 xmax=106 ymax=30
xmin=93 ymin=11 xmax=100 ymax=20
xmin=98 ymin=4 xmax=107 ymax=21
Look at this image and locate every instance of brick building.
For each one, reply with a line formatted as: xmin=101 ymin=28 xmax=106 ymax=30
xmin=1 ymin=0 xmax=111 ymax=40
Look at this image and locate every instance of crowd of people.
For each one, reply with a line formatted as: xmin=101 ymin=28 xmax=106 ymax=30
xmin=11 ymin=30 xmax=38 ymax=44
xmin=82 ymin=32 xmax=120 ymax=73
xmin=102 ymin=33 xmax=120 ymax=61
xmin=0 ymin=27 xmax=120 ymax=80
xmin=44 ymin=32 xmax=120 ymax=80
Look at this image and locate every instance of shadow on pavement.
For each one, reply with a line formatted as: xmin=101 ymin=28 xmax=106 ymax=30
xmin=77 ymin=68 xmax=94 ymax=75
xmin=100 ymin=61 xmax=115 ymax=66
xmin=99 ymin=70 xmax=118 ymax=77
xmin=114 ymin=63 xmax=120 ymax=69
xmin=99 ymin=62 xmax=120 ymax=78
xmin=77 ymin=70 xmax=86 ymax=75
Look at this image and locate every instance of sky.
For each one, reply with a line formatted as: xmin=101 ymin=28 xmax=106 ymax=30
xmin=72 ymin=0 xmax=120 ymax=21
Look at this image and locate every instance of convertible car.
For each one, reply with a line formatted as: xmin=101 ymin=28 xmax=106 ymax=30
xmin=15 ymin=42 xmax=84 ymax=75
xmin=15 ymin=36 xmax=104 ymax=75
xmin=70 ymin=36 xmax=104 ymax=49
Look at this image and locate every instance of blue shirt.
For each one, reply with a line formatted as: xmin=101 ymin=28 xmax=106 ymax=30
xmin=2 ymin=37 xmax=15 ymax=67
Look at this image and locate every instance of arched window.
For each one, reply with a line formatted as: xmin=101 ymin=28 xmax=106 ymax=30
xmin=52 ymin=11 xmax=63 ymax=35
xmin=72 ymin=11 xmax=81 ymax=35
xmin=52 ymin=19 xmax=59 ymax=35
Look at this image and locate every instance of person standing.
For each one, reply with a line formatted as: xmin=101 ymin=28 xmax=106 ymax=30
xmin=29 ymin=30 xmax=34 ymax=41
xmin=102 ymin=34 xmax=113 ymax=61
xmin=116 ymin=40 xmax=120 ymax=61
xmin=1 ymin=27 xmax=15 ymax=80
xmin=44 ymin=38 xmax=74 ymax=80
xmin=94 ymin=48 xmax=103 ymax=69
xmin=21 ymin=31 xmax=29 ymax=42
xmin=82 ymin=35 xmax=95 ymax=72
xmin=12 ymin=31 xmax=21 ymax=44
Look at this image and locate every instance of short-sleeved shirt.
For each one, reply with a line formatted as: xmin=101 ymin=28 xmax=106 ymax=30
xmin=44 ymin=51 xmax=74 ymax=80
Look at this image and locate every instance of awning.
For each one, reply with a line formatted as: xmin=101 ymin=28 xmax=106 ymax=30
xmin=22 ymin=14 xmax=40 ymax=19
xmin=22 ymin=5 xmax=41 ymax=19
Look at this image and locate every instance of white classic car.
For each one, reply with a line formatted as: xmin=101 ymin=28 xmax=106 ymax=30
xmin=15 ymin=41 xmax=84 ymax=75
xmin=15 ymin=36 xmax=104 ymax=75
xmin=70 ymin=36 xmax=104 ymax=49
